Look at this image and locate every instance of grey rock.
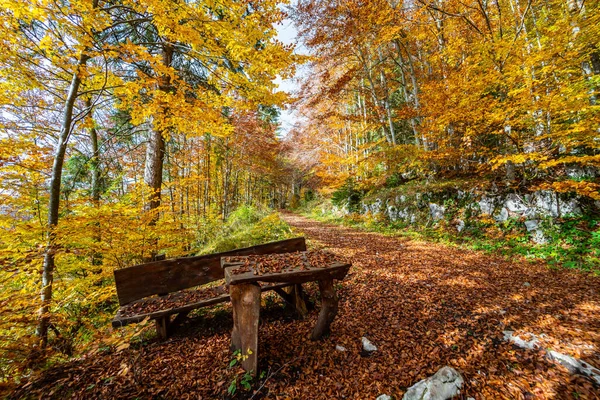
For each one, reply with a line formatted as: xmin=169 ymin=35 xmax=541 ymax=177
xmin=456 ymin=219 xmax=465 ymax=232
xmin=402 ymin=366 xmax=464 ymax=400
xmin=495 ymin=207 xmax=509 ymax=222
xmin=478 ymin=196 xmax=495 ymax=215
xmin=504 ymin=194 xmax=528 ymax=213
xmin=523 ymin=282 xmax=531 ymax=287
xmin=531 ymin=190 xmax=580 ymax=217
xmin=429 ymin=203 xmax=445 ymax=221
xmin=361 ymin=337 xmax=377 ymax=353
xmin=524 ymin=207 xmax=539 ymax=219
xmin=376 ymin=395 xmax=392 ymax=400
xmin=565 ymin=166 xmax=596 ymax=180
xmin=503 ymin=331 xmax=539 ymax=350
xmin=546 ymin=350 xmax=600 ymax=385
xmin=335 ymin=345 xmax=346 ymax=352
xmin=363 ymin=202 xmax=370 ymax=213
xmin=387 ymin=205 xmax=398 ymax=221
xmin=532 ymin=230 xmax=548 ymax=244
xmin=372 ymin=198 xmax=383 ymax=214
xmin=524 ymin=220 xmax=540 ymax=232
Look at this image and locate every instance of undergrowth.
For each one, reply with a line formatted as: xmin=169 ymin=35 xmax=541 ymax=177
xmin=197 ymin=205 xmax=297 ymax=254
xmin=299 ymin=198 xmax=600 ymax=275
xmin=0 ymin=204 xmax=295 ymax=390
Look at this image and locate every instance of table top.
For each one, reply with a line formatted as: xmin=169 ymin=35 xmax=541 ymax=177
xmin=222 ymin=251 xmax=351 ymax=286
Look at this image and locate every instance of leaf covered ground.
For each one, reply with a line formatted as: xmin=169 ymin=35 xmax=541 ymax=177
xmin=9 ymin=214 xmax=600 ymax=399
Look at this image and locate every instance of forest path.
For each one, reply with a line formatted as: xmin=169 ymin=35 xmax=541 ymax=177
xmin=280 ymin=212 xmax=600 ymax=399
xmin=11 ymin=214 xmax=600 ymax=399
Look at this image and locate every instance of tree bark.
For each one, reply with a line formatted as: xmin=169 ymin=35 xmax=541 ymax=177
xmin=87 ymin=98 xmax=101 ymax=204
xmin=37 ymin=51 xmax=91 ymax=347
xmin=143 ymin=43 xmax=173 ymax=261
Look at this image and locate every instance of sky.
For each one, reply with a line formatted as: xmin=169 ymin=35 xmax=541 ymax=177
xmin=274 ymin=14 xmax=306 ymax=135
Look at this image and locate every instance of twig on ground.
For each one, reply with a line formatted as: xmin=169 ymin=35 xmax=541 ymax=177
xmin=249 ymin=357 xmax=302 ymax=400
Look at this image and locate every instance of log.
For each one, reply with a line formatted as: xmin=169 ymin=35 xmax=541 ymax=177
xmin=230 ymin=283 xmax=261 ymax=375
xmin=311 ymin=278 xmax=338 ymax=340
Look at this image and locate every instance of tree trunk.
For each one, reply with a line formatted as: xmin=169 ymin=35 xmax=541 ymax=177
xmin=86 ymin=97 xmax=103 ymax=267
xmin=87 ymin=98 xmax=101 ymax=204
xmin=143 ymin=43 xmax=173 ymax=261
xmin=37 ymin=51 xmax=91 ymax=347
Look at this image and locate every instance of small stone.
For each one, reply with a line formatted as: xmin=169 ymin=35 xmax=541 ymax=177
xmin=376 ymin=395 xmax=392 ymax=400
xmin=523 ymin=282 xmax=531 ymax=287
xmin=546 ymin=350 xmax=600 ymax=384
xmin=402 ymin=366 xmax=463 ymax=400
xmin=335 ymin=345 xmax=346 ymax=352
xmin=503 ymin=331 xmax=539 ymax=350
xmin=362 ymin=337 xmax=377 ymax=353
xmin=524 ymin=220 xmax=539 ymax=231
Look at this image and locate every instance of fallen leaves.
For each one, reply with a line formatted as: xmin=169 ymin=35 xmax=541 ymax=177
xmin=118 ymin=285 xmax=228 ymax=319
xmin=8 ymin=214 xmax=600 ymax=399
xmin=226 ymin=250 xmax=342 ymax=276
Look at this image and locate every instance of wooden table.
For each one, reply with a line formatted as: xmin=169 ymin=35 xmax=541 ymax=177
xmin=222 ymin=252 xmax=351 ymax=374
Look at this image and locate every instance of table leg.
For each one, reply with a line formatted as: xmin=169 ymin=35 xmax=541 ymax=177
xmin=230 ymin=283 xmax=261 ymax=374
xmin=311 ymin=278 xmax=339 ymax=340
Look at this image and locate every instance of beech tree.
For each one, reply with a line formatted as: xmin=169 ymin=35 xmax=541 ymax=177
xmin=0 ymin=0 xmax=296 ymax=356
xmin=292 ymin=0 xmax=600 ymax=199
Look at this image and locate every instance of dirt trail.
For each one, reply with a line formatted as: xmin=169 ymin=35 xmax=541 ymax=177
xmin=11 ymin=214 xmax=600 ymax=399
xmin=280 ymin=213 xmax=600 ymax=399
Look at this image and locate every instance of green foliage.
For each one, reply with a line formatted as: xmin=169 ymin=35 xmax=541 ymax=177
xmin=197 ymin=205 xmax=296 ymax=254
xmin=331 ymin=179 xmax=364 ymax=213
xmin=305 ymin=195 xmax=600 ymax=275
xmin=227 ymin=349 xmax=255 ymax=396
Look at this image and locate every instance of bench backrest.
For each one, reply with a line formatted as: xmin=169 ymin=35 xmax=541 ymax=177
xmin=113 ymin=237 xmax=306 ymax=306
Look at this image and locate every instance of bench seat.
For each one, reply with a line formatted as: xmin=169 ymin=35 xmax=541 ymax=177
xmin=112 ymin=282 xmax=293 ymax=328
xmin=111 ymin=237 xmax=307 ymax=339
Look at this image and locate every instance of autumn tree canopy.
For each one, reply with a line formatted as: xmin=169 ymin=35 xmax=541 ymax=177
xmin=290 ymin=0 xmax=600 ymax=198
xmin=0 ymin=0 xmax=297 ymax=370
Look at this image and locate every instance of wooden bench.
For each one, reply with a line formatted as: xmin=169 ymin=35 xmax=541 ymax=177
xmin=112 ymin=237 xmax=307 ymax=339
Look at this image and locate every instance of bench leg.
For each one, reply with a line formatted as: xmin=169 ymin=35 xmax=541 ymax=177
xmin=168 ymin=311 xmax=190 ymax=336
xmin=155 ymin=316 xmax=170 ymax=340
xmin=230 ymin=283 xmax=260 ymax=375
xmin=285 ymin=284 xmax=309 ymax=318
xmin=311 ymin=278 xmax=338 ymax=340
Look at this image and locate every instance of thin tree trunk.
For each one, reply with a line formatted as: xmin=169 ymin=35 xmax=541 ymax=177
xmin=87 ymin=98 xmax=101 ymax=204
xmin=143 ymin=43 xmax=173 ymax=261
xmin=86 ymin=97 xmax=103 ymax=267
xmin=37 ymin=51 xmax=91 ymax=347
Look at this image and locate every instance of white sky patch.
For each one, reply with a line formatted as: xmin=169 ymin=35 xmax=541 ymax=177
xmin=274 ymin=9 xmax=309 ymax=136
